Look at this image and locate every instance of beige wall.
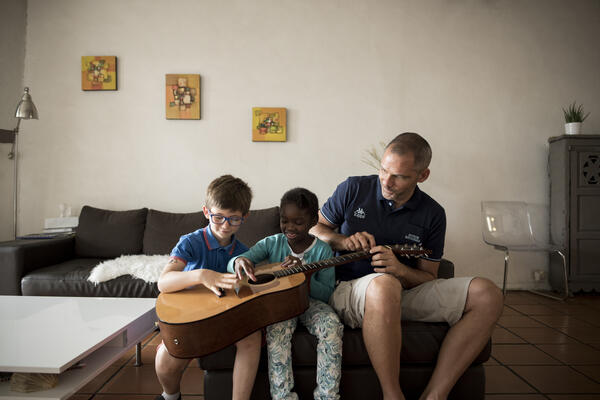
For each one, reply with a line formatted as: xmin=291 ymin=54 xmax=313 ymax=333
xmin=0 ymin=0 xmax=27 ymax=241
xmin=5 ymin=0 xmax=600 ymax=289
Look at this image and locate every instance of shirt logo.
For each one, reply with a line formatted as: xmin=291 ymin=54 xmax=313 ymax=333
xmin=405 ymin=233 xmax=420 ymax=242
xmin=353 ymin=207 xmax=366 ymax=219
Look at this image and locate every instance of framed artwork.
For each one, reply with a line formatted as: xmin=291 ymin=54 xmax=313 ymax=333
xmin=166 ymin=74 xmax=201 ymax=120
xmin=252 ymin=107 xmax=287 ymax=142
xmin=81 ymin=56 xmax=117 ymax=90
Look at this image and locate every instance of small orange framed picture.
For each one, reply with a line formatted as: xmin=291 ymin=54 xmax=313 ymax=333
xmin=166 ymin=74 xmax=201 ymax=120
xmin=81 ymin=56 xmax=117 ymax=91
xmin=252 ymin=107 xmax=286 ymax=142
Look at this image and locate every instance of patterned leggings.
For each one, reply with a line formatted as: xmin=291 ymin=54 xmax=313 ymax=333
xmin=266 ymin=299 xmax=344 ymax=400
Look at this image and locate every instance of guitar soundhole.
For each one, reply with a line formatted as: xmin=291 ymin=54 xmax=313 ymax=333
xmin=249 ymin=274 xmax=275 ymax=285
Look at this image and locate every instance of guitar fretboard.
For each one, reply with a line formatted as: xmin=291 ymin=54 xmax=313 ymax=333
xmin=272 ymin=245 xmax=430 ymax=278
xmin=273 ymin=250 xmax=369 ymax=278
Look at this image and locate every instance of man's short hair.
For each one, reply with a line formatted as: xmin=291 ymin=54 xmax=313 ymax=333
xmin=206 ymin=175 xmax=252 ymax=214
xmin=386 ymin=132 xmax=432 ymax=171
xmin=280 ymin=187 xmax=319 ymax=221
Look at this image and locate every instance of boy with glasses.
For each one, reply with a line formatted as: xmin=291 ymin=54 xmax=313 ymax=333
xmin=154 ymin=175 xmax=261 ymax=400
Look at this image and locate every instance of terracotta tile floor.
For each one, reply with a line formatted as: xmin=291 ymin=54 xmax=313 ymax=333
xmin=486 ymin=291 xmax=600 ymax=400
xmin=66 ymin=291 xmax=600 ymax=399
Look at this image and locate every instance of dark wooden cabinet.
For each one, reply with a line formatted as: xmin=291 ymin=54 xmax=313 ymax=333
xmin=549 ymin=135 xmax=600 ymax=292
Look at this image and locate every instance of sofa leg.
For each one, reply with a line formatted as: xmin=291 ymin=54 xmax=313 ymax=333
xmin=134 ymin=342 xmax=142 ymax=366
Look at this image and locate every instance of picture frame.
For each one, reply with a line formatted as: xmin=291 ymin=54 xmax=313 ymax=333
xmin=252 ymin=107 xmax=287 ymax=142
xmin=166 ymin=74 xmax=201 ymax=120
xmin=81 ymin=56 xmax=117 ymax=91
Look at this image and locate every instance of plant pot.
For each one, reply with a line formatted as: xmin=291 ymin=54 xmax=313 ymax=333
xmin=565 ymin=122 xmax=582 ymax=135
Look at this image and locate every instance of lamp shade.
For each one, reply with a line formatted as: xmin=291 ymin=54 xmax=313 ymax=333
xmin=15 ymin=87 xmax=38 ymax=120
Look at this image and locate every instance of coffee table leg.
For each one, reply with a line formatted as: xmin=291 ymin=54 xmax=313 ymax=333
xmin=134 ymin=342 xmax=142 ymax=366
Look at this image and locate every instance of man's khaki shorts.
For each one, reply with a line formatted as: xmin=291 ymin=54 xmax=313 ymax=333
xmin=329 ymin=273 xmax=474 ymax=329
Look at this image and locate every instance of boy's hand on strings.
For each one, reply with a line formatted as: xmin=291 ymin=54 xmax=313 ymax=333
xmin=281 ymin=255 xmax=302 ymax=269
xmin=198 ymin=269 xmax=238 ymax=296
xmin=234 ymin=257 xmax=257 ymax=282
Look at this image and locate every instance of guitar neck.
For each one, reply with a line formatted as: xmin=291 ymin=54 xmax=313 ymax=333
xmin=272 ymin=245 xmax=431 ymax=278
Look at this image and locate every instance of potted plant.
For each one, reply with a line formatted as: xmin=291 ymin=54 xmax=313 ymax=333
xmin=562 ymin=101 xmax=590 ymax=135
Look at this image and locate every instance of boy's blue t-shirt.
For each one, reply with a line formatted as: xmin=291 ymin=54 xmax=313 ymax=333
xmin=171 ymin=226 xmax=249 ymax=273
xmin=227 ymin=233 xmax=335 ymax=303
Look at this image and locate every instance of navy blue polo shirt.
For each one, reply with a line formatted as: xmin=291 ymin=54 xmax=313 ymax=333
xmin=320 ymin=175 xmax=446 ymax=281
xmin=171 ymin=226 xmax=248 ymax=273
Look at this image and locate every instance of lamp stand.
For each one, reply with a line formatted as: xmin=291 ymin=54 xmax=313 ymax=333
xmin=3 ymin=87 xmax=38 ymax=239
xmin=8 ymin=119 xmax=21 ymax=239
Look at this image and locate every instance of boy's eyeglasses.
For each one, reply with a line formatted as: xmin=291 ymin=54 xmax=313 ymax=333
xmin=208 ymin=213 xmax=244 ymax=226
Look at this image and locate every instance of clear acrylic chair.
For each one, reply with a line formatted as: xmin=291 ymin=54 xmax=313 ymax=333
xmin=481 ymin=201 xmax=569 ymax=301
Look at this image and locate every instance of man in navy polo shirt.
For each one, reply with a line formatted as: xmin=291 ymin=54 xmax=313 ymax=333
xmin=312 ymin=132 xmax=503 ymax=400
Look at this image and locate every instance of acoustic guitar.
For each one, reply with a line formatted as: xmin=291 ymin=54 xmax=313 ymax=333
xmin=156 ymin=244 xmax=431 ymax=358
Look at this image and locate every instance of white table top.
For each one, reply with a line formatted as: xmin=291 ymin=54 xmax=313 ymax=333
xmin=0 ymin=296 xmax=156 ymax=374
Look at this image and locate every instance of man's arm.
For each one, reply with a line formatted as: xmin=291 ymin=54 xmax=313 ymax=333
xmin=311 ymin=211 xmax=376 ymax=252
xmin=370 ymin=246 xmax=439 ymax=289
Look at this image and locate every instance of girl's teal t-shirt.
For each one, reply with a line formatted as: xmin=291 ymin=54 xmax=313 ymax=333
xmin=227 ymin=233 xmax=335 ymax=303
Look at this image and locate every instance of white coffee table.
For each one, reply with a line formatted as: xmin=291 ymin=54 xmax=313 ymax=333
xmin=0 ymin=296 xmax=157 ymax=400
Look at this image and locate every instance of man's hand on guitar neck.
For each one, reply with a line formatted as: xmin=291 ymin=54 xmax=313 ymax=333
xmin=370 ymin=245 xmax=438 ymax=289
xmin=338 ymin=231 xmax=376 ymax=252
xmin=233 ymin=257 xmax=257 ymax=282
xmin=312 ymin=213 xmax=376 ymax=252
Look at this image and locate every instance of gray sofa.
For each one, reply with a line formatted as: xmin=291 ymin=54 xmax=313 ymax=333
xmin=0 ymin=205 xmax=490 ymax=400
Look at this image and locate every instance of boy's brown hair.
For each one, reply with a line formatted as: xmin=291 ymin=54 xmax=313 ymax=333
xmin=206 ymin=175 xmax=253 ymax=214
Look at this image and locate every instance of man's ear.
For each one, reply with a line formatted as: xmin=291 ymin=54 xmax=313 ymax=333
xmin=202 ymin=206 xmax=210 ymax=218
xmin=417 ymin=168 xmax=430 ymax=183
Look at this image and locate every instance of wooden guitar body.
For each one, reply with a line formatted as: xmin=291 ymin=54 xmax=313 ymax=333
xmin=157 ymin=263 xmax=309 ymax=358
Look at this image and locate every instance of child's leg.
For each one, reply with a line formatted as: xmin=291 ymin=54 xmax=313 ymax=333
xmin=266 ymin=317 xmax=299 ymax=400
xmin=299 ymin=299 xmax=344 ymax=400
xmin=155 ymin=343 xmax=190 ymax=395
xmin=232 ymin=330 xmax=262 ymax=400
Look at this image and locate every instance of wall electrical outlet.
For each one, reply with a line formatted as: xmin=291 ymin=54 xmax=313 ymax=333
xmin=533 ymin=270 xmax=547 ymax=282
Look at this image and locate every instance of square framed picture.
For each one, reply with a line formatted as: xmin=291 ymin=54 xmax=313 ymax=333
xmin=166 ymin=74 xmax=201 ymax=120
xmin=81 ymin=56 xmax=117 ymax=90
xmin=252 ymin=107 xmax=286 ymax=142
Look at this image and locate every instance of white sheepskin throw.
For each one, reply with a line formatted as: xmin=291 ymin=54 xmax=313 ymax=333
xmin=87 ymin=254 xmax=169 ymax=283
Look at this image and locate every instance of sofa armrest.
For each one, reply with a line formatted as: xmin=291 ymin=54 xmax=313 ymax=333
xmin=438 ymin=258 xmax=454 ymax=279
xmin=0 ymin=236 xmax=75 ymax=295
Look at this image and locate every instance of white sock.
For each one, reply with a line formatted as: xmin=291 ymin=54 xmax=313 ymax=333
xmin=162 ymin=392 xmax=180 ymax=400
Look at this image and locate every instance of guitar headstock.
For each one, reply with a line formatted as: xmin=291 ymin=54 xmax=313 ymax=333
xmin=385 ymin=244 xmax=432 ymax=258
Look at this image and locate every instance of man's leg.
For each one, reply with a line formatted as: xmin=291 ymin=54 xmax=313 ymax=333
xmin=420 ymin=278 xmax=503 ymax=400
xmin=363 ymin=274 xmax=405 ymax=400
xmin=232 ymin=330 xmax=262 ymax=400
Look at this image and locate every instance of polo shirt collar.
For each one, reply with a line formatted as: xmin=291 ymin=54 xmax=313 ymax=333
xmin=202 ymin=226 xmax=238 ymax=254
xmin=376 ymin=179 xmax=423 ymax=211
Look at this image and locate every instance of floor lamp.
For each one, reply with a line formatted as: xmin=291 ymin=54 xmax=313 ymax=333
xmin=0 ymin=87 xmax=39 ymax=239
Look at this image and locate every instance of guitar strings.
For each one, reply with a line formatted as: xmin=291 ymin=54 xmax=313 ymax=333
xmin=272 ymin=245 xmax=429 ymax=278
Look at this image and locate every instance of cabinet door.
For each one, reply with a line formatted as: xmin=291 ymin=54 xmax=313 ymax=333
xmin=569 ymin=145 xmax=600 ymax=289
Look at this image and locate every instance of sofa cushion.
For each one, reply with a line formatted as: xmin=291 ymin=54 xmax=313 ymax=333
xmin=198 ymin=323 xmax=491 ymax=370
xmin=75 ymin=206 xmax=148 ymax=258
xmin=236 ymin=207 xmax=281 ymax=248
xmin=143 ymin=209 xmax=208 ymax=255
xmin=21 ymin=258 xmax=159 ymax=297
